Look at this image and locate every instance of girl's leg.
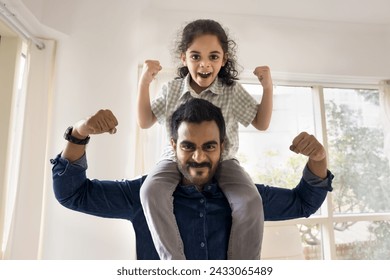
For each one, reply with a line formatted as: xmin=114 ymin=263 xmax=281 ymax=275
xmin=140 ymin=160 xmax=185 ymax=259
xmin=216 ymin=159 xmax=264 ymax=259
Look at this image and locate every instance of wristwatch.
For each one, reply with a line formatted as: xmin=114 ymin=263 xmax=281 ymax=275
xmin=64 ymin=126 xmax=90 ymax=145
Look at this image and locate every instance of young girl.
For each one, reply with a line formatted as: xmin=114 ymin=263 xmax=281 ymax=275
xmin=137 ymin=19 xmax=273 ymax=260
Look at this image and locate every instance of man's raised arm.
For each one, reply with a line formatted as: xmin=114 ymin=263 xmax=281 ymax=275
xmin=62 ymin=109 xmax=118 ymax=162
xmin=289 ymin=132 xmax=327 ymax=179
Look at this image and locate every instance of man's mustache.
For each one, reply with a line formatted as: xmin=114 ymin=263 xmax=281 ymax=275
xmin=186 ymin=162 xmax=212 ymax=168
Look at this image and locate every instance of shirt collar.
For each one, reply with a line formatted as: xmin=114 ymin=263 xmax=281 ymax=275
xmin=175 ymin=177 xmax=220 ymax=196
xmin=179 ymin=74 xmax=223 ymax=101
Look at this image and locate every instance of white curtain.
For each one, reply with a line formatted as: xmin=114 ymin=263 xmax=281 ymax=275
xmin=134 ymin=68 xmax=173 ymax=175
xmin=2 ymin=38 xmax=56 ymax=259
xmin=379 ymin=80 xmax=390 ymax=169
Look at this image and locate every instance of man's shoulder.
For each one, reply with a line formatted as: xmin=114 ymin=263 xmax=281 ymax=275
xmin=119 ymin=175 xmax=147 ymax=193
xmin=132 ymin=175 xmax=148 ymax=186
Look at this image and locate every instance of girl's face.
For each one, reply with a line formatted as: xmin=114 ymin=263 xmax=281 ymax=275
xmin=181 ymin=34 xmax=227 ymax=94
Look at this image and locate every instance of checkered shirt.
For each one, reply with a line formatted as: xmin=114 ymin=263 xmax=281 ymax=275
xmin=151 ymin=74 xmax=259 ymax=161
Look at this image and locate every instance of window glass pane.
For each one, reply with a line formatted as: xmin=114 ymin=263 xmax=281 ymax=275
xmin=262 ymin=224 xmax=307 ymax=260
xmin=2 ymin=44 xmax=28 ymax=253
xmin=262 ymin=223 xmax=323 ymax=260
xmin=238 ymin=85 xmax=315 ymax=189
xmin=324 ymin=88 xmax=390 ymax=214
xmin=334 ymin=221 xmax=390 ymax=259
xmin=299 ymin=223 xmax=323 ymax=260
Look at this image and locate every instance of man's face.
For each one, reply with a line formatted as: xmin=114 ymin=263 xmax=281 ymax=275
xmin=171 ymin=120 xmax=223 ymax=189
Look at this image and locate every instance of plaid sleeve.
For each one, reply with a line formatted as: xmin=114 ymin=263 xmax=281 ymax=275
xmin=232 ymin=82 xmax=259 ymax=127
xmin=151 ymin=83 xmax=168 ymax=124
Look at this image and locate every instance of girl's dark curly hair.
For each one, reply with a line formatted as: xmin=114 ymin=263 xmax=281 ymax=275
xmin=174 ymin=19 xmax=239 ymax=86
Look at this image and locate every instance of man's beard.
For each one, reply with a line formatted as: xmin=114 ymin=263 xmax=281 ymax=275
xmin=177 ymin=160 xmax=214 ymax=187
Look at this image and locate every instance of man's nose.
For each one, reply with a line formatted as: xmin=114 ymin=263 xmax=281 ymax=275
xmin=192 ymin=148 xmax=206 ymax=162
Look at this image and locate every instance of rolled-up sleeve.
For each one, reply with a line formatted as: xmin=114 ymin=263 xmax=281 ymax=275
xmin=151 ymin=84 xmax=168 ymax=125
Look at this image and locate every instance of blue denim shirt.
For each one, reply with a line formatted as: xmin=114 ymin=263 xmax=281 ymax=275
xmin=51 ymin=153 xmax=333 ymax=260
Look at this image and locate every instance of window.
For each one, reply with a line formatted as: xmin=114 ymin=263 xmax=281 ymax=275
xmin=324 ymin=88 xmax=390 ymax=259
xmin=1 ymin=42 xmax=28 ymax=255
xmin=239 ymin=83 xmax=390 ymax=260
xmin=238 ymin=85 xmax=316 ymax=190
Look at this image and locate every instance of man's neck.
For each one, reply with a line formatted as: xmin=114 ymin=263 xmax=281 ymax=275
xmin=181 ymin=177 xmax=207 ymax=192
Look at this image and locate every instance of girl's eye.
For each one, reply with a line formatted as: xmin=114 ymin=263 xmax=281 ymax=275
xmin=190 ymin=54 xmax=200 ymax=60
xmin=210 ymin=55 xmax=219 ymax=60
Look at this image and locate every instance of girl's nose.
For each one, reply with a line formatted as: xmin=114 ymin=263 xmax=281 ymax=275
xmin=200 ymin=59 xmax=210 ymax=68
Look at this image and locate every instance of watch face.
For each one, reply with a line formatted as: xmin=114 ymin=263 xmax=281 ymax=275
xmin=64 ymin=126 xmax=73 ymax=140
xmin=66 ymin=126 xmax=73 ymax=135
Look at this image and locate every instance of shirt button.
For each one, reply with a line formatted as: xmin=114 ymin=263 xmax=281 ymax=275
xmin=199 ymin=213 xmax=204 ymax=218
xmin=200 ymin=242 xmax=205 ymax=248
xmin=200 ymin=199 xmax=204 ymax=204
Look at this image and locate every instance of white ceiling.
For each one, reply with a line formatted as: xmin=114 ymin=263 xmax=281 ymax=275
xmin=150 ymin=0 xmax=390 ymax=26
xmin=1 ymin=0 xmax=390 ymax=37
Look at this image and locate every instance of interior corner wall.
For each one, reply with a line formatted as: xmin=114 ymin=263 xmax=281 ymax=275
xmin=0 ymin=36 xmax=19 ymax=186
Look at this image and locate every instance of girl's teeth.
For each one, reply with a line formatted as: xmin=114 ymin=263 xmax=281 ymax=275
xmin=199 ymin=72 xmax=211 ymax=78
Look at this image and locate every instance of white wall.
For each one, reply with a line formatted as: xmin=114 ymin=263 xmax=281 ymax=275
xmin=41 ymin=0 xmax=142 ymax=260
xmin=5 ymin=0 xmax=389 ymax=259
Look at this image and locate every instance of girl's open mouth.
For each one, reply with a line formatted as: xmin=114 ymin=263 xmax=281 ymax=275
xmin=198 ymin=72 xmax=212 ymax=78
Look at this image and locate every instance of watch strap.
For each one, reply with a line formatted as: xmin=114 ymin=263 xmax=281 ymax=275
xmin=64 ymin=126 xmax=90 ymax=145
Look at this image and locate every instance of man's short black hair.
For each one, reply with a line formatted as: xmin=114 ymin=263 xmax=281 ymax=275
xmin=170 ymin=98 xmax=226 ymax=143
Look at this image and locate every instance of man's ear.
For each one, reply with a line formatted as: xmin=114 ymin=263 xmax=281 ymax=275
xmin=170 ymin=138 xmax=177 ymax=150
xmin=180 ymin=53 xmax=187 ymax=66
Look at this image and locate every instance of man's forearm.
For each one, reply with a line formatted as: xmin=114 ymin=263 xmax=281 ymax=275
xmin=61 ymin=109 xmax=118 ymax=162
xmin=62 ymin=125 xmax=88 ymax=162
xmin=307 ymin=157 xmax=328 ymax=179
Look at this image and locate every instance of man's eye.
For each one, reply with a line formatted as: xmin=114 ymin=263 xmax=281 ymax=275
xmin=204 ymin=144 xmax=216 ymax=151
xmin=181 ymin=144 xmax=194 ymax=151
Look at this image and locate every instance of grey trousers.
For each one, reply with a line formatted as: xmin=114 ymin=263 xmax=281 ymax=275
xmin=140 ymin=159 xmax=264 ymax=260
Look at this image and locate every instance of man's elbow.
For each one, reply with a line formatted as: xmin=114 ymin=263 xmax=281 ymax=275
xmin=53 ymin=187 xmax=72 ymax=208
xmin=302 ymin=194 xmax=328 ymax=218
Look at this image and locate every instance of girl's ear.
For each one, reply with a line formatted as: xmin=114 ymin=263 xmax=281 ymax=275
xmin=222 ymin=53 xmax=228 ymax=66
xmin=180 ymin=53 xmax=187 ymax=66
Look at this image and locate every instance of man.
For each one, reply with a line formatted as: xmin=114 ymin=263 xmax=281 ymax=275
xmin=52 ymin=99 xmax=333 ymax=260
